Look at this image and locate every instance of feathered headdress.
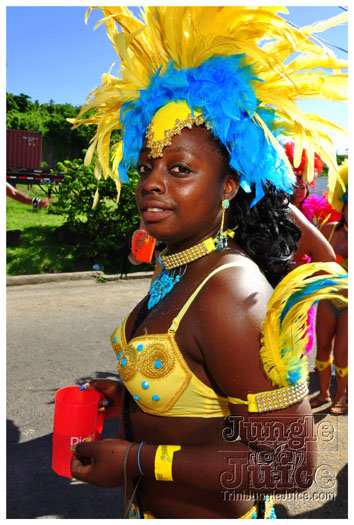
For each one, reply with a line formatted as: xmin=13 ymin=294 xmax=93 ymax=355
xmin=301 ymin=193 xmax=342 ymax=227
xmin=71 ymin=7 xmax=347 ymax=206
xmin=284 ymin=141 xmax=323 ymax=188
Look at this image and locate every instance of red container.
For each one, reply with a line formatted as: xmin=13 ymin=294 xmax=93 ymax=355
xmin=132 ymin=229 xmax=157 ymax=263
xmin=52 ymin=386 xmax=104 ymax=478
xmin=6 ymin=129 xmax=42 ymax=169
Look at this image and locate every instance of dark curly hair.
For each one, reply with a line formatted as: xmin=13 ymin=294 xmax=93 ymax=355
xmin=229 ymin=187 xmax=301 ymax=287
xmin=207 ymin=131 xmax=301 ymax=287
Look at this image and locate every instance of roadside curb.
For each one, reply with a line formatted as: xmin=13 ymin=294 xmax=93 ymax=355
xmin=6 ymin=270 xmax=153 ymax=287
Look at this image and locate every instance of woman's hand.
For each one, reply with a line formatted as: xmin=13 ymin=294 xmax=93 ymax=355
xmin=71 ymin=438 xmax=136 ymax=487
xmin=85 ymin=379 xmax=123 ymax=419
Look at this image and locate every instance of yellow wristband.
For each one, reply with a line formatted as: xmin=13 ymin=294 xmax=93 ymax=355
xmin=154 ymin=444 xmax=181 ymax=481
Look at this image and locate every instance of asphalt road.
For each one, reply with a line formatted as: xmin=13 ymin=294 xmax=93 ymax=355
xmin=6 ymin=275 xmax=347 ymax=519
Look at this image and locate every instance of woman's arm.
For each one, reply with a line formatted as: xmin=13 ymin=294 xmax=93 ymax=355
xmin=71 ymin=400 xmax=315 ymax=493
xmin=6 ymin=182 xmax=50 ymax=209
xmin=289 ymin=203 xmax=335 ymax=263
xmin=71 ymin=264 xmax=316 ymax=493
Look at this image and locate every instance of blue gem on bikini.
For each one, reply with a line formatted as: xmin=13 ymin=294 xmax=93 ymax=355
xmin=142 ymin=381 xmax=150 ymax=389
xmin=152 ymin=395 xmax=160 ymax=402
xmin=121 ymin=357 xmax=127 ymax=366
xmin=137 ymin=344 xmax=144 ymax=352
xmin=154 ymin=360 xmax=162 ymax=369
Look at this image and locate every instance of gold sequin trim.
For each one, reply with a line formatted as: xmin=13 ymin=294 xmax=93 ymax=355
xmin=118 ymin=343 xmax=138 ymax=382
xmin=145 ymin=113 xmax=209 ymax=158
xmin=140 ymin=343 xmax=175 ymax=379
xmin=111 ymin=338 xmax=124 ymax=356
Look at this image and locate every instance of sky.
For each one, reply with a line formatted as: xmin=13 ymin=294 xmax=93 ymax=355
xmin=5 ymin=4 xmax=349 ymax=152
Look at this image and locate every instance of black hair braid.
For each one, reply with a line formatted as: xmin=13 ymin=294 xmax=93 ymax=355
xmin=228 ymin=187 xmax=301 ymax=287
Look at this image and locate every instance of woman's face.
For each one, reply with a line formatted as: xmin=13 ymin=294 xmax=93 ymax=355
xmin=136 ymin=125 xmax=237 ymax=251
xmin=292 ymin=181 xmax=308 ymax=206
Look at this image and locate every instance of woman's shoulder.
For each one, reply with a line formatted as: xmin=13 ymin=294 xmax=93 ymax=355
xmin=320 ymin=221 xmax=337 ymax=239
xmin=193 ymin=251 xmax=273 ymax=327
xmin=189 ymin=253 xmax=275 ymax=398
xmin=202 ymin=251 xmax=272 ymax=298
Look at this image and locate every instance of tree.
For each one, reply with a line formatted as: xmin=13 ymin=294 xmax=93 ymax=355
xmin=6 ymin=92 xmax=97 ymax=165
xmin=51 ymin=155 xmax=142 ymax=273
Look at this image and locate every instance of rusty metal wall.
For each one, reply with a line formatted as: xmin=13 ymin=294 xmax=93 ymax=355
xmin=6 ymin=129 xmax=42 ymax=169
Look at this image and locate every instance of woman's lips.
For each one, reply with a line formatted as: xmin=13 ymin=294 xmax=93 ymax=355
xmin=142 ymin=207 xmax=172 ymax=222
xmin=140 ymin=200 xmax=173 ymax=222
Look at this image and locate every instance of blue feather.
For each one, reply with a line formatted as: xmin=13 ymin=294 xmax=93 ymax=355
xmin=280 ymin=276 xmax=347 ymax=325
xmin=117 ymin=56 xmax=294 ymax=203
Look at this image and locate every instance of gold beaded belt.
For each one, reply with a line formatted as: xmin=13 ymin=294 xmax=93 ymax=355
xmin=228 ymin=380 xmax=308 ymax=412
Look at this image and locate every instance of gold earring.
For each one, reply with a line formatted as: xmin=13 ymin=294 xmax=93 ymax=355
xmin=215 ymin=199 xmax=230 ymax=250
xmin=220 ymin=199 xmax=230 ymax=233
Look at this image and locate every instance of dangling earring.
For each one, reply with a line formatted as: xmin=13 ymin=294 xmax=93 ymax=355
xmin=220 ymin=199 xmax=229 ymax=233
xmin=215 ymin=199 xmax=230 ymax=250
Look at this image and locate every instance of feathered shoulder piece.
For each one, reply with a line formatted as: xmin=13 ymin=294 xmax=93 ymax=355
xmin=260 ymin=262 xmax=347 ymax=388
xmin=71 ymin=7 xmax=347 ymax=206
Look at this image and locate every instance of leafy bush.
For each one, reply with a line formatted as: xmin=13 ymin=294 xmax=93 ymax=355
xmin=6 ymin=92 xmax=96 ymax=164
xmin=51 ymin=156 xmax=142 ymax=273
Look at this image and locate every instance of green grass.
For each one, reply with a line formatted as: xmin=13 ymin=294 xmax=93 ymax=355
xmin=6 ymin=185 xmax=91 ymax=275
xmin=6 ymin=184 xmax=154 ymax=276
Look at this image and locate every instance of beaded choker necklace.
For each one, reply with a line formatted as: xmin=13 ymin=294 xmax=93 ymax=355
xmin=148 ymin=229 xmax=234 ymax=309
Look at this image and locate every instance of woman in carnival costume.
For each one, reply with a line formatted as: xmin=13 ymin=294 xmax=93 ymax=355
xmin=284 ymin=142 xmax=337 ymax=268
xmin=284 ymin=144 xmax=337 ymax=358
xmin=70 ymin=7 xmax=348 ymax=518
xmin=285 ymin=141 xmax=341 ymax=232
xmin=310 ymin=162 xmax=348 ymax=414
xmin=285 ymin=142 xmax=348 ymax=414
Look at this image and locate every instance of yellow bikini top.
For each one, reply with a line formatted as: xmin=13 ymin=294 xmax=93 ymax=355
xmin=111 ymin=263 xmax=308 ymax=417
xmin=111 ymin=264 xmax=235 ymax=418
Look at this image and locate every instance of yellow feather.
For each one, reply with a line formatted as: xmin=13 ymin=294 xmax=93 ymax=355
xmin=71 ymin=6 xmax=347 ymax=204
xmin=261 ymin=262 xmax=347 ymax=388
xmin=300 ymin=11 xmax=348 ymax=36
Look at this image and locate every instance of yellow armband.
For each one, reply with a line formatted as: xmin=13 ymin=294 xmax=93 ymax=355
xmin=154 ymin=444 xmax=181 ymax=481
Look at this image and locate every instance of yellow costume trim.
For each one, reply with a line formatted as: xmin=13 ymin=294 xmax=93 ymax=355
xmin=228 ymin=380 xmax=308 ymax=413
xmin=154 ymin=445 xmax=181 ymax=481
xmin=112 ymin=263 xmax=346 ymax=416
xmin=333 ymin=363 xmax=348 ymax=377
xmin=160 ymin=229 xmax=234 ymax=271
xmin=315 ymin=357 xmax=333 ymax=371
xmin=127 ymin=496 xmax=275 ymax=519
xmin=145 ymin=101 xmax=206 ymax=158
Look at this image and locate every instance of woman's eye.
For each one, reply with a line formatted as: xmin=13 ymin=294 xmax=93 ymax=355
xmin=138 ymin=164 xmax=151 ymax=175
xmin=170 ymin=165 xmax=191 ymax=174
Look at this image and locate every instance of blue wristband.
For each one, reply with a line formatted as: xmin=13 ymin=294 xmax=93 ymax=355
xmin=137 ymin=441 xmax=145 ymax=476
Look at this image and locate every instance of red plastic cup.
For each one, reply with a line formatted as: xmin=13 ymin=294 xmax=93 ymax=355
xmin=131 ymin=229 xmax=157 ymax=263
xmin=52 ymin=386 xmax=104 ymax=478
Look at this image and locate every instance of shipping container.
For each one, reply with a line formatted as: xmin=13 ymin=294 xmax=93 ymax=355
xmin=6 ymin=129 xmax=42 ymax=170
